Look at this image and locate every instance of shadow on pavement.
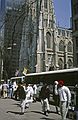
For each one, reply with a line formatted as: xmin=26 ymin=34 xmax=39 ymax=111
xmin=40 ymin=117 xmax=55 ymax=120
xmin=31 ymin=110 xmax=58 ymax=115
xmin=12 ymin=103 xmax=20 ymax=107
xmin=6 ymin=111 xmax=21 ymax=115
xmin=6 ymin=111 xmax=28 ymax=115
xmin=31 ymin=110 xmax=59 ymax=120
xmin=31 ymin=110 xmax=44 ymax=115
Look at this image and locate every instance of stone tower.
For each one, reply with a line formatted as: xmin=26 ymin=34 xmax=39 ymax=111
xmin=19 ymin=0 xmax=73 ymax=73
xmin=19 ymin=0 xmax=56 ymax=73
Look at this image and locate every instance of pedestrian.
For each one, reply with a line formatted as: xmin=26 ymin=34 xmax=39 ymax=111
xmin=2 ymin=81 xmax=9 ymax=98
xmin=0 ymin=83 xmax=2 ymax=98
xmin=12 ymin=81 xmax=18 ymax=99
xmin=58 ymin=80 xmax=71 ymax=120
xmin=53 ymin=81 xmax=60 ymax=114
xmin=33 ymin=84 xmax=37 ymax=102
xmin=25 ymin=84 xmax=34 ymax=108
xmin=8 ymin=81 xmax=13 ymax=98
xmin=17 ymin=82 xmax=26 ymax=114
xmin=39 ymin=84 xmax=50 ymax=116
xmin=74 ymin=84 xmax=78 ymax=119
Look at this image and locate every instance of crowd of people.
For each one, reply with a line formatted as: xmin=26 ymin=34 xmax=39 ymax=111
xmin=0 ymin=80 xmax=38 ymax=114
xmin=0 ymin=79 xmax=73 ymax=119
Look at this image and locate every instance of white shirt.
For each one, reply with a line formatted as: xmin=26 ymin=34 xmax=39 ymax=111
xmin=58 ymin=86 xmax=71 ymax=102
xmin=25 ymin=86 xmax=34 ymax=97
xmin=33 ymin=84 xmax=37 ymax=94
xmin=2 ymin=83 xmax=8 ymax=90
xmin=54 ymin=84 xmax=58 ymax=95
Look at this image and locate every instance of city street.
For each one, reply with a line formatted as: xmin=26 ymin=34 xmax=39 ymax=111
xmin=0 ymin=98 xmax=71 ymax=120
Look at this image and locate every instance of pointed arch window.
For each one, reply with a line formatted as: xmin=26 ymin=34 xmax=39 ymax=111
xmin=58 ymin=58 xmax=63 ymax=69
xmin=68 ymin=59 xmax=73 ymax=68
xmin=67 ymin=41 xmax=72 ymax=52
xmin=46 ymin=32 xmax=51 ymax=48
xmin=44 ymin=0 xmax=47 ymax=9
xmin=59 ymin=40 xmax=64 ymax=51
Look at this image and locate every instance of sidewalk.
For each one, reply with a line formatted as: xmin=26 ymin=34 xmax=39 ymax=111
xmin=0 ymin=98 xmax=71 ymax=120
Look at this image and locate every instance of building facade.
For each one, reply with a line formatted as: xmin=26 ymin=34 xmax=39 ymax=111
xmin=3 ymin=0 xmax=73 ymax=78
xmin=0 ymin=0 xmax=6 ymax=80
xmin=71 ymin=0 xmax=78 ymax=67
xmin=19 ymin=0 xmax=73 ymax=73
xmin=3 ymin=7 xmax=25 ymax=79
xmin=56 ymin=27 xmax=73 ymax=69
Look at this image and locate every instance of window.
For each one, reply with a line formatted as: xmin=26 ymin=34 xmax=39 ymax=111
xmin=59 ymin=40 xmax=64 ymax=51
xmin=46 ymin=32 xmax=51 ymax=48
xmin=62 ymin=30 xmax=65 ymax=36
xmin=68 ymin=59 xmax=73 ymax=68
xmin=66 ymin=31 xmax=69 ymax=37
xmin=44 ymin=0 xmax=47 ymax=9
xmin=58 ymin=58 xmax=63 ymax=69
xmin=58 ymin=29 xmax=61 ymax=35
xmin=67 ymin=41 xmax=72 ymax=52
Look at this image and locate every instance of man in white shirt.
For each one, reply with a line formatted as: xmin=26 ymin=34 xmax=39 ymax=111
xmin=2 ymin=81 xmax=9 ymax=98
xmin=25 ymin=84 xmax=34 ymax=108
xmin=53 ymin=81 xmax=60 ymax=114
xmin=58 ymin=80 xmax=71 ymax=120
xmin=33 ymin=84 xmax=37 ymax=102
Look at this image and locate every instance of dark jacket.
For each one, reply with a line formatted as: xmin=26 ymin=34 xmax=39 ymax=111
xmin=17 ymin=85 xmax=26 ymax=100
xmin=40 ymin=85 xmax=50 ymax=100
xmin=53 ymin=84 xmax=59 ymax=106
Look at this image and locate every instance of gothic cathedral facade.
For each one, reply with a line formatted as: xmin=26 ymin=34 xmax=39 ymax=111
xmin=19 ymin=0 xmax=73 ymax=73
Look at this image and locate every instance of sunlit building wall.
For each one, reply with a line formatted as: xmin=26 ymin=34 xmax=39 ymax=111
xmin=71 ymin=0 xmax=78 ymax=67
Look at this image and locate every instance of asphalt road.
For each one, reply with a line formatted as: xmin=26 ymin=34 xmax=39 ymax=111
xmin=0 ymin=98 xmax=71 ymax=120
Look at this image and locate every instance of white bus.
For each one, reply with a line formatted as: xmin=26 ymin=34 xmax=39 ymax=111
xmin=25 ymin=68 xmax=78 ymax=86
xmin=10 ymin=76 xmax=25 ymax=83
xmin=25 ymin=68 xmax=78 ymax=106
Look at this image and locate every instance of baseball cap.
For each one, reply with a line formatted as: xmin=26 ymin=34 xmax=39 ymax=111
xmin=58 ymin=80 xmax=64 ymax=86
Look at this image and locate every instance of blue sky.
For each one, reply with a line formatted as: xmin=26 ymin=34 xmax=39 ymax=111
xmin=53 ymin=0 xmax=71 ymax=28
xmin=0 ymin=0 xmax=71 ymax=28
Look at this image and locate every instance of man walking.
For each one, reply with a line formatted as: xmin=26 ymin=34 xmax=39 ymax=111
xmin=17 ymin=82 xmax=26 ymax=114
xmin=40 ymin=84 xmax=50 ymax=115
xmin=53 ymin=81 xmax=60 ymax=114
xmin=58 ymin=80 xmax=71 ymax=120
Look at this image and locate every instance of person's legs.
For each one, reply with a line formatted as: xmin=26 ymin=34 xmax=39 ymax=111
xmin=60 ymin=101 xmax=67 ymax=120
xmin=41 ymin=99 xmax=44 ymax=112
xmin=21 ymin=99 xmax=25 ymax=114
xmin=45 ymin=98 xmax=50 ymax=111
